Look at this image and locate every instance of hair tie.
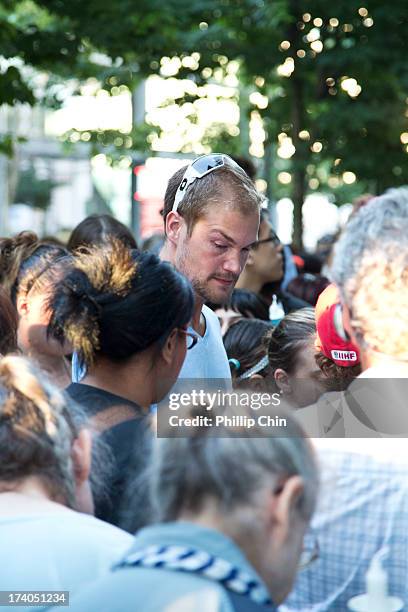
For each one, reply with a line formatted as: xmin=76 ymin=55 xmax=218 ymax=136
xmin=238 ymin=355 xmax=269 ymax=380
xmin=228 ymin=358 xmax=241 ymax=371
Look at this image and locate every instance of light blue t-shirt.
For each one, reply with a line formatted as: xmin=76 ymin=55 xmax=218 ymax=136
xmin=178 ymin=304 xmax=231 ymax=380
xmin=0 ymin=510 xmax=133 ymax=611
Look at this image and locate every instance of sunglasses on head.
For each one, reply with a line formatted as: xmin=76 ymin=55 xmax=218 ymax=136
xmin=172 ymin=154 xmax=241 ymax=213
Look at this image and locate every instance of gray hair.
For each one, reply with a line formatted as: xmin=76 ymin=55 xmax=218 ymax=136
xmin=149 ymin=401 xmax=318 ymax=523
xmin=332 ymin=186 xmax=408 ymax=355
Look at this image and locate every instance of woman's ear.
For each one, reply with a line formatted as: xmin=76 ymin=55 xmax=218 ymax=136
xmin=274 ymin=368 xmax=292 ymax=394
xmin=249 ymin=373 xmax=267 ymax=391
xmin=161 ymin=328 xmax=178 ymax=366
xmin=16 ymin=295 xmax=29 ymax=318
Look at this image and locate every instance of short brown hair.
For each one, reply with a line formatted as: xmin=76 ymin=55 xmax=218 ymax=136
xmin=163 ymin=159 xmax=262 ymax=235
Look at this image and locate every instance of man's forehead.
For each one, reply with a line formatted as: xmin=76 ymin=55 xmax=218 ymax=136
xmin=193 ymin=207 xmax=259 ymax=239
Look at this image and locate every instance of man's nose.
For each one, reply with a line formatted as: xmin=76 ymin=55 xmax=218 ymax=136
xmin=223 ymin=251 xmax=242 ymax=276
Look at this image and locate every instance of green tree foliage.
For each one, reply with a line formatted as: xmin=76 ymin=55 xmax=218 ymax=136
xmin=1 ymin=0 xmax=407 ymax=244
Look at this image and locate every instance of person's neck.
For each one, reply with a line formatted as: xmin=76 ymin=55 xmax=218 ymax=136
xmin=235 ymin=270 xmax=262 ymax=295
xmin=191 ymin=296 xmax=205 ymax=334
xmin=0 ymin=477 xmax=68 ymax=516
xmin=159 ymin=240 xmax=172 ymax=263
xmin=362 ymin=349 xmax=408 ymax=376
xmin=82 ymin=354 xmax=155 ymax=408
xmin=26 ymin=350 xmax=70 ymax=389
xmin=178 ymin=504 xmax=266 ymax=588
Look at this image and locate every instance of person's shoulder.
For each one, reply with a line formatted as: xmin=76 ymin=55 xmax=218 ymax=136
xmin=65 ymin=383 xmax=141 ymax=412
xmin=67 ymin=566 xmax=236 ymax=612
xmin=56 ymin=509 xmax=133 ymax=543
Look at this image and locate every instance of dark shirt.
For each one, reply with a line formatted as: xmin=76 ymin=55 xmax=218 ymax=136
xmin=66 ymin=383 xmax=151 ymax=531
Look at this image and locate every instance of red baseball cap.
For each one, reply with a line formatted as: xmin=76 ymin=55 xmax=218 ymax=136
xmin=315 ymin=284 xmax=360 ymax=367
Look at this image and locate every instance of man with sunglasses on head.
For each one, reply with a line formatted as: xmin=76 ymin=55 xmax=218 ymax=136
xmin=160 ymin=154 xmax=262 ymax=379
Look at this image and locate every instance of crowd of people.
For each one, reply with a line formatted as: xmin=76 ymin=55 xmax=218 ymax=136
xmin=0 ymin=153 xmax=407 ymax=611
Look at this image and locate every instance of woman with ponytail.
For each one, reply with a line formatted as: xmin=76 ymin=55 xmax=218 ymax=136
xmin=48 ymin=240 xmax=195 ymax=528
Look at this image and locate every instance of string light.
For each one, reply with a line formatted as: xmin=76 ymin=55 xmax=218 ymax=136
xmin=340 ymin=77 xmax=362 ymax=98
xmin=277 ymin=135 xmax=296 ymax=159
xmin=343 ymin=171 xmax=356 ymax=184
xmin=310 ymin=40 xmax=323 ymax=53
xmin=278 ymin=172 xmax=292 ymax=184
xmin=311 ymin=142 xmax=323 ymax=153
xmin=279 ymin=40 xmax=291 ymax=51
xmin=277 ymin=57 xmax=295 ymax=77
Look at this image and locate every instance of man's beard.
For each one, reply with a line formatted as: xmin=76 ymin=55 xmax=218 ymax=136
xmin=192 ymin=275 xmax=236 ymax=305
xmin=176 ymin=243 xmax=236 ymax=305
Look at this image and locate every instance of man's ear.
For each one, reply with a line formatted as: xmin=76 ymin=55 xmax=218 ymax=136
xmin=71 ymin=428 xmax=92 ymax=487
xmin=274 ymin=368 xmax=292 ymax=394
xmin=16 ymin=295 xmax=29 ymax=317
xmin=165 ymin=211 xmax=184 ymax=247
xmin=268 ymin=475 xmax=304 ymax=539
xmin=161 ymin=328 xmax=178 ymax=366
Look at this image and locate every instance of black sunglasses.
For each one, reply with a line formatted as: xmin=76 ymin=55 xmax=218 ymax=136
xmin=254 ymin=232 xmax=281 ymax=248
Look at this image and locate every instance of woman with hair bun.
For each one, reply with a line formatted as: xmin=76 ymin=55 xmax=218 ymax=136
xmin=48 ymin=240 xmax=195 ymax=528
xmin=0 ymin=231 xmax=72 ymax=386
xmin=0 ymin=355 xmax=132 ymax=597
